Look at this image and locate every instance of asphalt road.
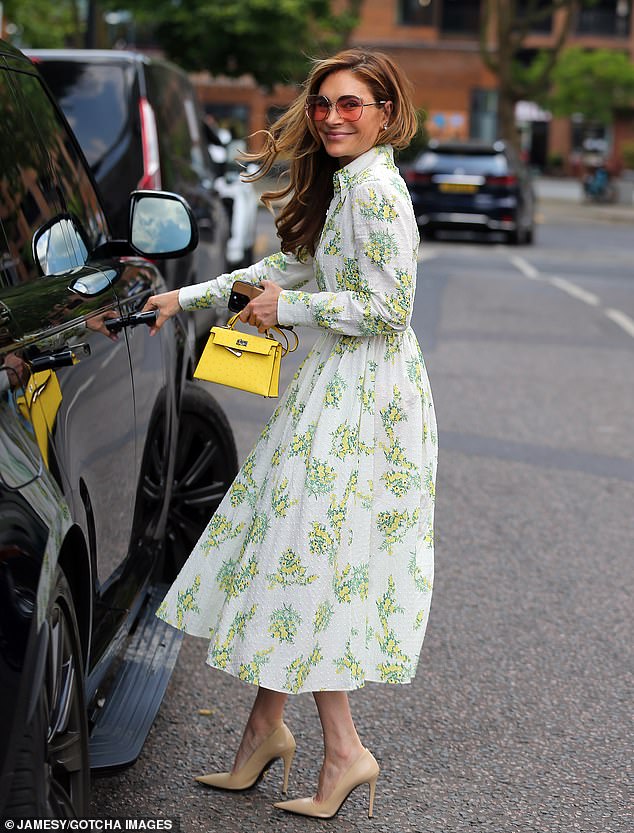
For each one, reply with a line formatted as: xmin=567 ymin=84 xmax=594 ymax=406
xmin=91 ymin=206 xmax=634 ymax=832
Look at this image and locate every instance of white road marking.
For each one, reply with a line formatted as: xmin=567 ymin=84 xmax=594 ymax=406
xmin=100 ymin=338 xmax=125 ymax=369
xmin=604 ymin=308 xmax=634 ymax=338
xmin=548 ymin=277 xmax=600 ymax=307
xmin=509 ymin=255 xmax=541 ymax=280
xmin=508 ymin=257 xmax=633 ymax=339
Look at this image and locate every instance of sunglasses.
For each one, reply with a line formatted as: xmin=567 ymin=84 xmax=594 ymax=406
xmin=305 ymin=94 xmax=388 ymax=123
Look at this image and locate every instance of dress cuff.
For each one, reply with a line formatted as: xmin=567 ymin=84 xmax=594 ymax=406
xmin=277 ymin=290 xmax=314 ymax=328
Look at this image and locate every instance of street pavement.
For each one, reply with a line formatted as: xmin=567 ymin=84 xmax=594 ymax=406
xmin=91 ymin=197 xmax=633 ymax=832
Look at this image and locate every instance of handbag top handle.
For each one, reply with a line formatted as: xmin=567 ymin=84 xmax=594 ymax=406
xmin=226 ymin=313 xmax=299 ymax=357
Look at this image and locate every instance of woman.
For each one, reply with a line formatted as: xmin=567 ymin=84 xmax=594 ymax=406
xmin=145 ymin=48 xmax=437 ymax=820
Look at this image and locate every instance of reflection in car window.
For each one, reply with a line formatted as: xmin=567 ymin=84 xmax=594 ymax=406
xmin=420 ymin=153 xmax=508 ymax=176
xmin=35 ymin=62 xmax=130 ymax=169
xmin=0 ymin=68 xmax=108 ymax=287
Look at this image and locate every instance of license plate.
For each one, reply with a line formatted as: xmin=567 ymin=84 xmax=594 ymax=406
xmin=438 ymin=183 xmax=479 ymax=193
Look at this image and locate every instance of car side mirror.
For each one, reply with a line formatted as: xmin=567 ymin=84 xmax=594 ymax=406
xmin=33 ymin=215 xmax=89 ymax=276
xmin=129 ymin=191 xmax=198 ymax=259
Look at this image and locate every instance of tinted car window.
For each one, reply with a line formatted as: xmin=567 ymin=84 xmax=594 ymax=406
xmin=0 ymin=67 xmax=67 ymax=285
xmin=36 ymin=61 xmax=131 ymax=169
xmin=420 ymin=152 xmax=508 ymax=176
xmin=144 ymin=63 xmax=207 ymax=188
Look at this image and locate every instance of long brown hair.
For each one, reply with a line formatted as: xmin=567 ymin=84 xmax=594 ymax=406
xmin=245 ymin=49 xmax=418 ymax=257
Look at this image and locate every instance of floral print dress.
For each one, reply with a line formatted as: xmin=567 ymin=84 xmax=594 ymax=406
xmin=156 ymin=145 xmax=437 ymax=693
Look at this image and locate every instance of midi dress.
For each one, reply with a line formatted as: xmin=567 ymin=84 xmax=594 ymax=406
xmin=156 ymin=145 xmax=437 ymax=694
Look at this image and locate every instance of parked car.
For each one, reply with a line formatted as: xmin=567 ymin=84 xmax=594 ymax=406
xmin=205 ymin=123 xmax=259 ymax=269
xmin=26 ymin=48 xmax=230 ymax=352
xmin=404 ymin=139 xmax=535 ymax=244
xmin=0 ymin=39 xmax=238 ymax=818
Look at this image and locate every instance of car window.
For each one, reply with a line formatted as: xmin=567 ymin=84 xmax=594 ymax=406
xmin=145 ymin=63 xmax=208 ymax=187
xmin=0 ymin=67 xmax=68 ymax=286
xmin=34 ymin=61 xmax=133 ymax=171
xmin=419 ymin=152 xmax=508 ymax=176
xmin=0 ymin=68 xmax=109 ymax=286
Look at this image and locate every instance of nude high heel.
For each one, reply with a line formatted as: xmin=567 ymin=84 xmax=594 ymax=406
xmin=273 ymin=747 xmax=380 ymax=819
xmin=195 ymin=721 xmax=296 ymax=793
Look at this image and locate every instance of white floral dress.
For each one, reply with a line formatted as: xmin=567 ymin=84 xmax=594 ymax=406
xmin=156 ymin=145 xmax=437 ymax=693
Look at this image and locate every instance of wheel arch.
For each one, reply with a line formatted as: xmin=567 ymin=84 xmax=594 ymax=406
xmin=57 ymin=525 xmax=92 ymax=671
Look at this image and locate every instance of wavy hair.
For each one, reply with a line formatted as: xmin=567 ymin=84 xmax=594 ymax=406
xmin=245 ymin=49 xmax=418 ymax=257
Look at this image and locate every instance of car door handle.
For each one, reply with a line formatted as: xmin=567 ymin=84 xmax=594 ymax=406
xmin=29 ymin=343 xmax=91 ymax=372
xmin=104 ymin=310 xmax=158 ymax=334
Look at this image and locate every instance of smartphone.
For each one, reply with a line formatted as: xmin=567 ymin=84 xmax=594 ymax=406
xmin=228 ymin=280 xmax=263 ymax=313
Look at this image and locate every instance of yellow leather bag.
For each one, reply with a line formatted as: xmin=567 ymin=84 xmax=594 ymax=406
xmin=193 ymin=313 xmax=298 ymax=398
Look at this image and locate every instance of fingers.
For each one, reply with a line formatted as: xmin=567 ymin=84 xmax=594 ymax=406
xmin=143 ymin=291 xmax=180 ymax=336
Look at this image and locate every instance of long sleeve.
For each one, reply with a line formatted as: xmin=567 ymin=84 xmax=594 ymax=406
xmin=277 ymin=178 xmax=417 ymax=336
xmin=178 ymin=251 xmax=313 ymax=311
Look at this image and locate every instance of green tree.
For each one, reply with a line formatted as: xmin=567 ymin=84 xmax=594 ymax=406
xmin=540 ymin=46 xmax=634 ymax=124
xmin=480 ymin=1 xmax=596 ymax=147
xmin=105 ymin=0 xmax=362 ymax=90
xmin=3 ymin=0 xmax=83 ymax=48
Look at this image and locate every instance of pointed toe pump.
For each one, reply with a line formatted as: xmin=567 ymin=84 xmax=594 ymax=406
xmin=273 ymin=747 xmax=380 ymax=819
xmin=195 ymin=721 xmax=296 ymax=793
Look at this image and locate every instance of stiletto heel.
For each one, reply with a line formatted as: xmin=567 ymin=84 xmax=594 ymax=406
xmin=274 ymin=747 xmax=380 ymax=819
xmin=195 ymin=721 xmax=296 ymax=792
xmin=368 ymin=772 xmax=378 ymax=818
xmin=281 ymin=746 xmax=295 ymax=794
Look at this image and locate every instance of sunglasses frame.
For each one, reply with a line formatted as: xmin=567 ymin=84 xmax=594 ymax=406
xmin=305 ymin=94 xmax=389 ymax=123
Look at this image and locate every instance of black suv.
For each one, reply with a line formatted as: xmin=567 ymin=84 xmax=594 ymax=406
xmin=404 ymin=139 xmax=535 ymax=244
xmin=0 ymin=40 xmax=237 ymax=818
xmin=27 ymin=48 xmax=230 ymax=350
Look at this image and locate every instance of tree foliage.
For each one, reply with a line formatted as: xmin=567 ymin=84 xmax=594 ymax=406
xmin=3 ymin=0 xmax=82 ymax=48
xmin=540 ymin=46 xmax=634 ymax=124
xmin=103 ymin=0 xmax=362 ymax=90
xmin=479 ymin=1 xmax=596 ymax=145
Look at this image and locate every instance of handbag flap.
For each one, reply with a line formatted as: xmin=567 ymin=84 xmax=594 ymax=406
xmin=210 ymin=326 xmax=280 ymax=356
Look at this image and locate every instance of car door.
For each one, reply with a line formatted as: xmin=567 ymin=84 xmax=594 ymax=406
xmin=0 ymin=60 xmax=141 ymax=665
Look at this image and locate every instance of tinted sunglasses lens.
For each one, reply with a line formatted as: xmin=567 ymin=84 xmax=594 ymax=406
xmin=306 ymin=96 xmax=330 ymax=120
xmin=338 ymin=96 xmax=363 ymax=121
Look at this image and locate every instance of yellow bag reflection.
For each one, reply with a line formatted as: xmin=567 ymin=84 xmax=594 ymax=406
xmin=16 ymin=370 xmax=62 ymax=468
xmin=194 ymin=313 xmax=298 ymax=398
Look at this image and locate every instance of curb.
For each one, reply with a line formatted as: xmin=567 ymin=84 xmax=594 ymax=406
xmin=536 ymin=199 xmax=634 ymax=226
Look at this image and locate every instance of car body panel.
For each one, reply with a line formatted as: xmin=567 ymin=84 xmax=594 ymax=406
xmin=0 ymin=38 xmax=237 ymax=814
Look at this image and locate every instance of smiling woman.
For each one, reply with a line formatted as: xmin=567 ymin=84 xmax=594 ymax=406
xmin=143 ymin=48 xmax=436 ymax=822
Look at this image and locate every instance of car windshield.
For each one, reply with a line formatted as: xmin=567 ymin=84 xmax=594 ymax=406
xmin=36 ymin=61 xmax=129 ymax=169
xmin=419 ymin=152 xmax=508 ymax=176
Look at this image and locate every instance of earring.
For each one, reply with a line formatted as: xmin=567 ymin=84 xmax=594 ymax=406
xmin=383 ymin=123 xmax=388 ymax=129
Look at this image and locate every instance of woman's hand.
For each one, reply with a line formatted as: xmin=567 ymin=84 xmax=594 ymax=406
xmin=240 ymin=280 xmax=282 ymax=332
xmin=142 ymin=289 xmax=182 ymax=335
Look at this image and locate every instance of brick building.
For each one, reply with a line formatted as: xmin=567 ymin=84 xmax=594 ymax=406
xmin=193 ymin=0 xmax=634 ymax=171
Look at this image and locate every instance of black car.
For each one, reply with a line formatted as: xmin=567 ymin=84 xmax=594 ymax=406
xmin=27 ymin=48 xmax=230 ymax=350
xmin=404 ymin=139 xmax=535 ymax=244
xmin=0 ymin=40 xmax=237 ymax=818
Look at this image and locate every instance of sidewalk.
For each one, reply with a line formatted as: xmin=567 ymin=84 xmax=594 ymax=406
xmin=535 ymin=176 xmax=634 ymax=225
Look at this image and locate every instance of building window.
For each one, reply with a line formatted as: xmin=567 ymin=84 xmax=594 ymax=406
xmin=441 ymin=0 xmax=481 ymax=35
xmin=576 ymin=0 xmax=631 ymax=37
xmin=399 ymin=0 xmax=434 ymax=26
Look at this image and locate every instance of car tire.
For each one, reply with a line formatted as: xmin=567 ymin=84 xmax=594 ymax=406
xmin=525 ymin=225 xmax=535 ymax=245
xmin=159 ymin=382 xmax=238 ymax=577
xmin=4 ymin=566 xmax=89 ymax=818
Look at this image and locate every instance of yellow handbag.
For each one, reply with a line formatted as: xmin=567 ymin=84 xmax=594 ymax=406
xmin=15 ymin=369 xmax=63 ymax=468
xmin=193 ymin=313 xmax=298 ymax=397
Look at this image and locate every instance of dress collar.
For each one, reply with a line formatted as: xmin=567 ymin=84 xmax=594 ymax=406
xmin=333 ymin=145 xmax=395 ymax=195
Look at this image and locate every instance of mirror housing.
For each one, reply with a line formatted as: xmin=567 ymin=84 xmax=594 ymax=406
xmin=128 ymin=191 xmax=198 ymax=259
